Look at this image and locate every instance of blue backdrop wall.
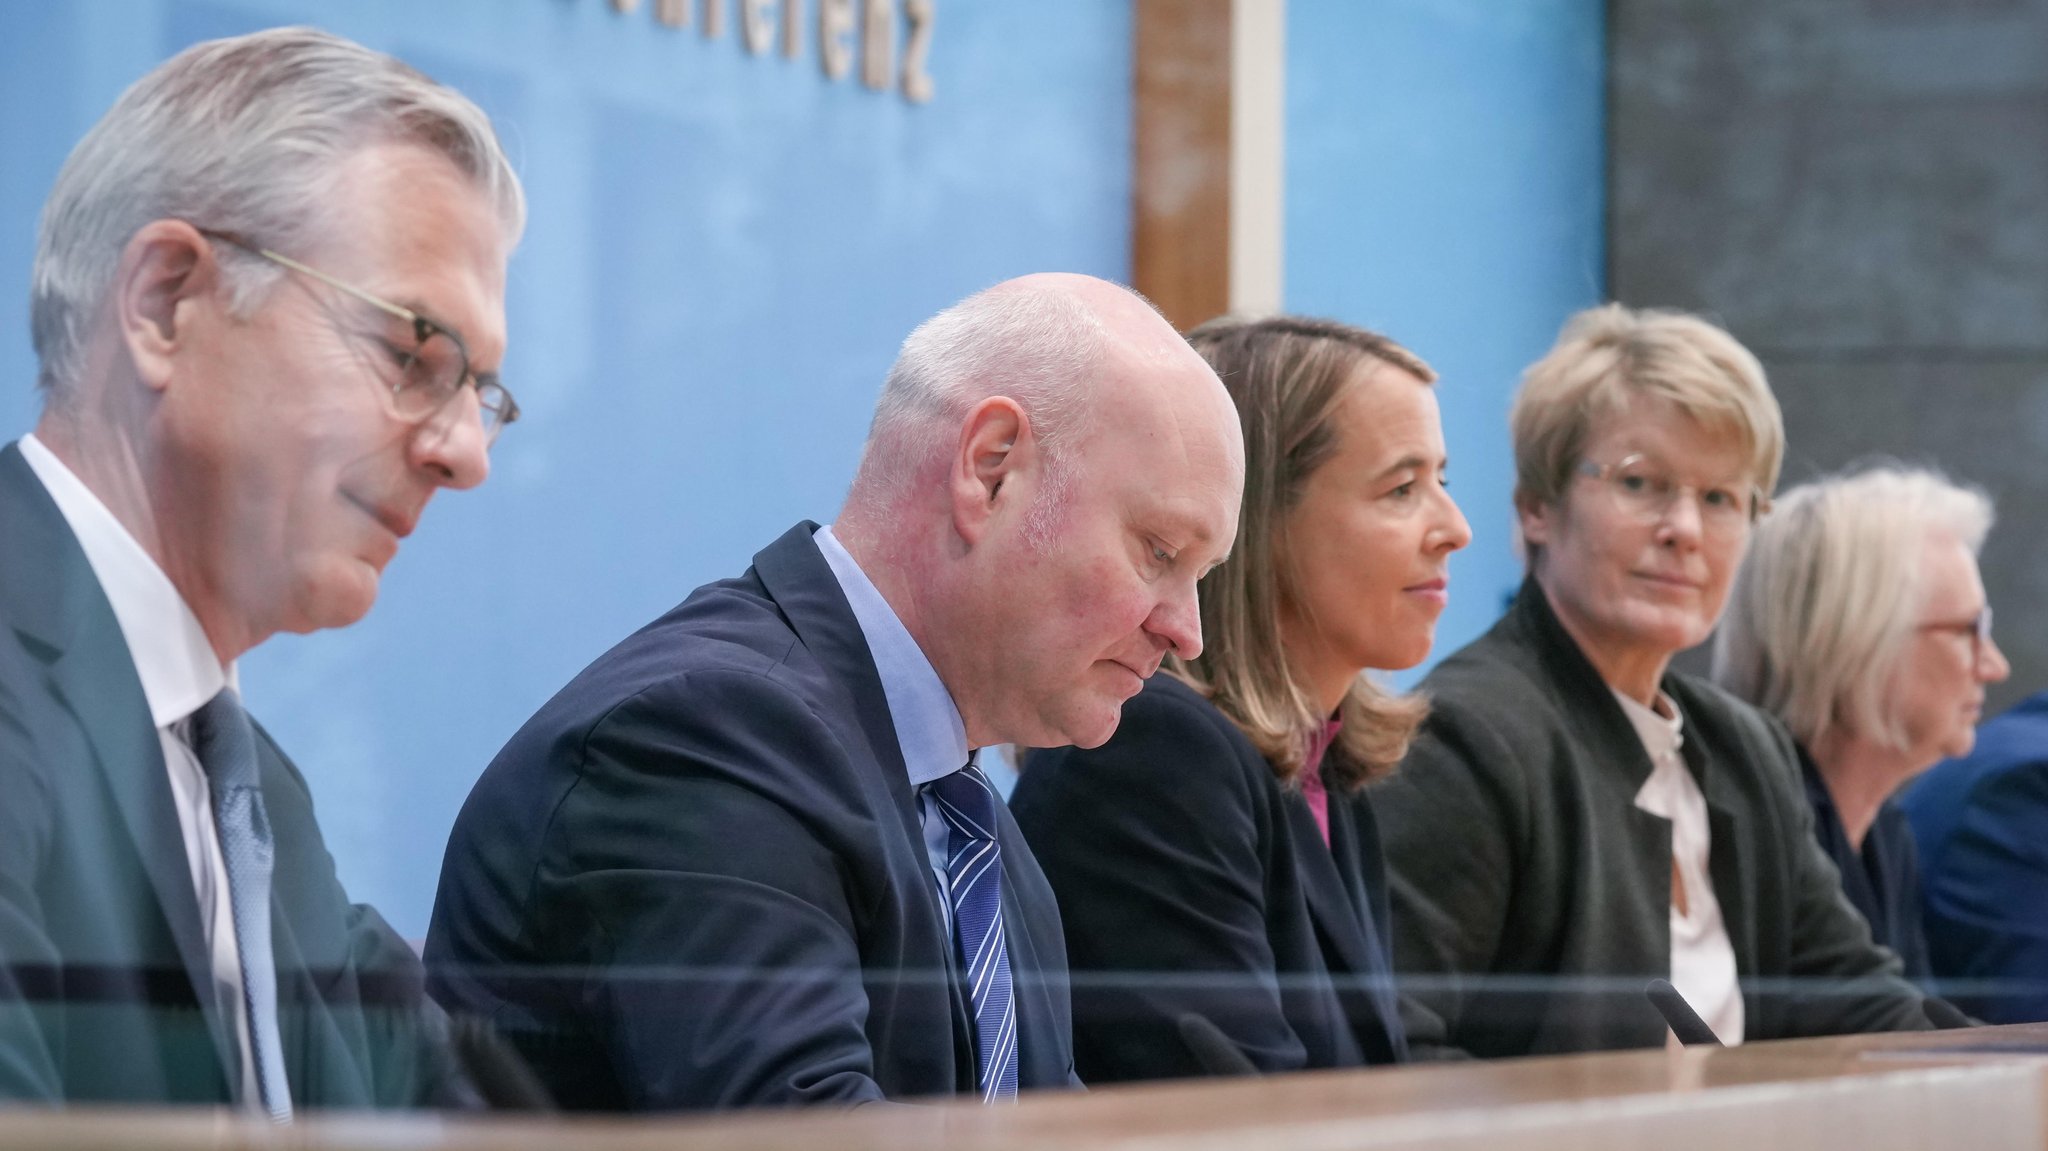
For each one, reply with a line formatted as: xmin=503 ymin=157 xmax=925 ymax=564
xmin=1286 ymin=0 xmax=1607 ymax=679
xmin=0 ymin=0 xmax=1132 ymax=936
xmin=0 ymin=0 xmax=1606 ymax=938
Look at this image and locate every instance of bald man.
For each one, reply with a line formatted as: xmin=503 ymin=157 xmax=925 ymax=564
xmin=425 ymin=276 xmax=1244 ymax=1111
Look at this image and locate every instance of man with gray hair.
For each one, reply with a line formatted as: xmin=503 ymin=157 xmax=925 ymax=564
xmin=427 ymin=273 xmax=1245 ymax=1110
xmin=0 ymin=27 xmax=524 ymax=1112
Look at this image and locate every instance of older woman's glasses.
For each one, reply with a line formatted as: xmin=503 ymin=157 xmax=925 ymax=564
xmin=1920 ymin=606 xmax=1995 ymax=664
xmin=1576 ymin=454 xmax=1769 ymax=536
xmin=197 ymin=229 xmax=519 ymax=444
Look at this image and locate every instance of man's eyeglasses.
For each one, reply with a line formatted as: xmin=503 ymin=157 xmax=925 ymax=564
xmin=197 ymin=229 xmax=518 ymax=444
xmin=1575 ymin=453 xmax=1770 ymax=538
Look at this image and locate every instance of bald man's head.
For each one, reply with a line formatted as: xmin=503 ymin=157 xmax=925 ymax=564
xmin=847 ymin=274 xmax=1227 ymax=538
xmin=837 ymin=274 xmax=1245 ymax=750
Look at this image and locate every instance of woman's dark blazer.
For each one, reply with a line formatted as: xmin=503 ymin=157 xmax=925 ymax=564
xmin=1798 ymin=746 xmax=1933 ymax=983
xmin=1370 ymin=580 xmax=1930 ymax=1059
xmin=1013 ymin=673 xmax=1407 ymax=1084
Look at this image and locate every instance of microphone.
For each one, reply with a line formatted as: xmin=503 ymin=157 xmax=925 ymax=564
xmin=1923 ymin=996 xmax=1976 ymax=1030
xmin=1646 ymin=979 xmax=1722 ymax=1047
xmin=1177 ymin=1013 xmax=1261 ymax=1077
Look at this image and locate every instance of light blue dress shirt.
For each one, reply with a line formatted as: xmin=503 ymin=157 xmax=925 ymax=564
xmin=813 ymin=525 xmax=971 ymax=930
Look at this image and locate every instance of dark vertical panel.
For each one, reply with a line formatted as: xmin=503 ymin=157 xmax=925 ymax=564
xmin=1612 ymin=0 xmax=2048 ymax=709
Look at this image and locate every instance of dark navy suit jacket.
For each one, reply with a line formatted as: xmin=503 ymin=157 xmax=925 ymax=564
xmin=1799 ymin=748 xmax=1932 ymax=982
xmin=425 ymin=523 xmax=1077 ymax=1110
xmin=1902 ymin=693 xmax=2048 ymax=1022
xmin=0 ymin=443 xmax=459 ymax=1107
xmin=1014 ymin=674 xmax=1406 ymax=1082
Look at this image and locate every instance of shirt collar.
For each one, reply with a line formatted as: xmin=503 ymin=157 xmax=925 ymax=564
xmin=1302 ymin=715 xmax=1344 ymax=780
xmin=18 ymin=434 xmax=234 ymax=727
xmin=1612 ymin=686 xmax=1685 ymax=760
xmin=813 ymin=524 xmax=971 ymax=786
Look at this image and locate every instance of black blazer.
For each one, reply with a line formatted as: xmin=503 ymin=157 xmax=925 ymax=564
xmin=1799 ymin=748 xmax=1933 ymax=983
xmin=425 ymin=523 xmax=1077 ymax=1111
xmin=1013 ymin=674 xmax=1406 ymax=1082
xmin=0 ymin=443 xmax=459 ymax=1107
xmin=1371 ymin=579 xmax=1930 ymax=1058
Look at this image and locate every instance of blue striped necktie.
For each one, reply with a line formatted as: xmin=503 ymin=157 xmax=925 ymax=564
xmin=191 ymin=688 xmax=293 ymax=1123
xmin=928 ymin=760 xmax=1018 ymax=1102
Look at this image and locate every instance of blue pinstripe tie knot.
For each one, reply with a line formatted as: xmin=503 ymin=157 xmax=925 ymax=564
xmin=928 ymin=760 xmax=1018 ymax=1102
xmin=191 ymin=688 xmax=292 ymax=1123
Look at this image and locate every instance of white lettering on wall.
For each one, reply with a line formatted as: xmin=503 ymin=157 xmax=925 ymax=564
xmin=742 ymin=0 xmax=777 ymax=54
xmin=818 ymin=0 xmax=854 ymax=81
xmin=902 ymin=0 xmax=933 ymax=104
xmin=596 ymin=0 xmax=932 ymax=102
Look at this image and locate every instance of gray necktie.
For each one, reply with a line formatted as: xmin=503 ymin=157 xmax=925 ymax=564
xmin=190 ymin=688 xmax=293 ymax=1122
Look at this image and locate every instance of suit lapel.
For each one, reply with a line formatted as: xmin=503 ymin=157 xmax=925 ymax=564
xmin=750 ymin=522 xmax=973 ymax=1085
xmin=1515 ymin=579 xmax=1660 ymax=795
xmin=1287 ymin=800 xmax=1373 ymax=975
xmin=1289 ymin=793 xmax=1403 ymax=1062
xmin=990 ymin=800 xmax=1068 ymax=1085
xmin=752 ymin=524 xmax=926 ymax=847
xmin=47 ymin=628 xmax=239 ymax=1090
xmin=250 ymin=729 xmax=336 ymax=1108
xmin=265 ymin=853 xmax=369 ymax=1107
xmin=0 ymin=445 xmax=240 ymax=1095
xmin=1680 ymin=713 xmax=1757 ymax=976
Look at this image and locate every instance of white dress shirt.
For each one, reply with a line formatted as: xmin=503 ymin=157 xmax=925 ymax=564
xmin=1615 ymin=686 xmax=1746 ymax=1047
xmin=812 ymin=524 xmax=974 ymax=933
xmin=18 ymin=433 xmax=265 ymax=1105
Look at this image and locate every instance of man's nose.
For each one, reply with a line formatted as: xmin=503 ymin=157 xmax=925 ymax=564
xmin=412 ymin=388 xmax=492 ymax=491
xmin=1149 ymin=579 xmax=1204 ymax=662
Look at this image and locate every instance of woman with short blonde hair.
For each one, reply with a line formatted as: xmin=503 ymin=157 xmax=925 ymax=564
xmin=1014 ymin=314 xmax=1470 ymax=1080
xmin=1374 ymin=303 xmax=1932 ymax=1058
xmin=1715 ymin=465 xmax=2007 ymax=979
xmin=1509 ymin=305 xmax=1783 ymax=517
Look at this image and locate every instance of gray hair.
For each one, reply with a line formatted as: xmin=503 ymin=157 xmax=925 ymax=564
xmin=1712 ymin=464 xmax=1994 ymax=752
xmin=850 ymin=281 xmax=1109 ymax=548
xmin=31 ymin=25 xmax=525 ymax=397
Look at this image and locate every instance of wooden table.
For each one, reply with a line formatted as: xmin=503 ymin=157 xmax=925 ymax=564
xmin=8 ymin=1024 xmax=2048 ymax=1150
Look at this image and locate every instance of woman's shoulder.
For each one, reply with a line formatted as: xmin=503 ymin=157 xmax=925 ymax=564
xmin=1123 ymin=675 xmax=1273 ymax=778
xmin=1387 ymin=622 xmax=1617 ymax=817
xmin=1418 ymin=625 xmax=1574 ymax=741
xmin=1020 ymin=675 xmax=1271 ymax=794
xmin=1012 ymin=674 xmax=1283 ymax=852
xmin=1663 ymin=671 xmax=1807 ymax=813
xmin=1666 ymin=670 xmax=1797 ymax=757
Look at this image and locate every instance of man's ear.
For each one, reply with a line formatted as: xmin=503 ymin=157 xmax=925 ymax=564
xmin=113 ymin=220 xmax=220 ymax=394
xmin=950 ymin=395 xmax=1032 ymax=547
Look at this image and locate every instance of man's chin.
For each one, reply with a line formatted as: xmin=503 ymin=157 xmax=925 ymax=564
xmin=291 ymin=568 xmax=381 ymax=635
xmin=1049 ymin=705 xmax=1127 ymax=751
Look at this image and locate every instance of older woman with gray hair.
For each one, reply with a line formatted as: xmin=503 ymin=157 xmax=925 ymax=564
xmin=1374 ymin=304 xmax=1932 ymax=1059
xmin=1714 ymin=467 xmax=2009 ymax=981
